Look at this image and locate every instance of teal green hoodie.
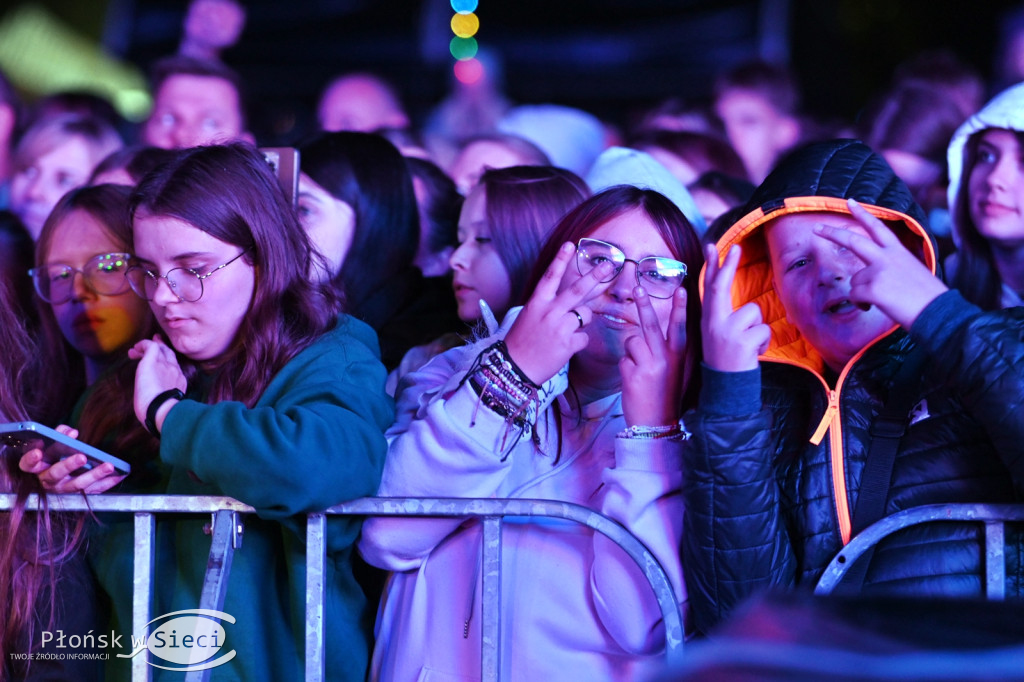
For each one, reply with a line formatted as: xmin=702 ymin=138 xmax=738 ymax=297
xmin=90 ymin=315 xmax=393 ymax=681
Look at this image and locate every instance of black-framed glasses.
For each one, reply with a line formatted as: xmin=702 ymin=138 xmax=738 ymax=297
xmin=125 ymin=251 xmax=248 ymax=303
xmin=28 ymin=252 xmax=134 ymax=304
xmin=576 ymin=237 xmax=687 ymax=299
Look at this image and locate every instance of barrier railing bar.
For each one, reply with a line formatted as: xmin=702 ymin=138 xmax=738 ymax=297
xmin=325 ymin=497 xmax=685 ymax=669
xmin=815 ymin=503 xmax=1024 ymax=596
xmin=305 ymin=513 xmax=327 ymax=682
xmin=1 ymin=494 xmax=685 ymax=680
xmin=185 ymin=510 xmax=239 ymax=682
xmin=133 ymin=512 xmax=155 ymax=682
xmin=481 ymin=515 xmax=503 ymax=681
xmin=986 ymin=520 xmax=1006 ymax=600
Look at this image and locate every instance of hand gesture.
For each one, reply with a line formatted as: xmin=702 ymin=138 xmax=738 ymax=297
xmin=129 ymin=335 xmax=187 ymax=427
xmin=620 ymin=286 xmax=688 ymax=427
xmin=18 ymin=425 xmax=126 ymax=494
xmin=814 ymin=199 xmax=948 ymax=329
xmin=701 ymin=243 xmax=771 ymax=372
xmin=503 ymin=242 xmax=613 ymax=385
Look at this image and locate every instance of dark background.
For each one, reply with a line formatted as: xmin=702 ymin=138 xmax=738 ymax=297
xmin=3 ymin=0 xmax=1021 ymax=144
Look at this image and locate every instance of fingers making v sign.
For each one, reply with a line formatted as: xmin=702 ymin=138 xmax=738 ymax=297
xmin=503 ymin=242 xmax=614 ymax=386
xmin=619 ymin=285 xmax=689 ymax=427
xmin=701 ymin=243 xmax=771 ymax=373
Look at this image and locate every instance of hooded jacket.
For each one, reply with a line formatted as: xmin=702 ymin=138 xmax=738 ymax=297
xmin=682 ymin=140 xmax=1024 ymax=634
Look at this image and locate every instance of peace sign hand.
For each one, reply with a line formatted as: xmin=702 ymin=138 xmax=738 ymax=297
xmin=701 ymin=243 xmax=771 ymax=373
xmin=814 ymin=199 xmax=948 ymax=329
xmin=503 ymin=242 xmax=614 ymax=385
xmin=619 ymin=285 xmax=688 ymax=427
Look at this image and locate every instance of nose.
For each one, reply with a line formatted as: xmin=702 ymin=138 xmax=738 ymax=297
xmin=69 ymin=270 xmax=95 ymax=301
xmin=23 ymin=174 xmax=46 ymax=202
xmin=986 ymin=154 xmax=1017 ymax=190
xmin=151 ymin=276 xmax=181 ymax=306
xmin=816 ymin=254 xmax=849 ymax=286
xmin=171 ymin=122 xmax=199 ymax=149
xmin=606 ymin=261 xmax=637 ymax=301
xmin=449 ymin=241 xmax=470 ymax=271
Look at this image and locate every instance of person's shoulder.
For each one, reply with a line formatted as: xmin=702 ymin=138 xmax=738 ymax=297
xmin=298 ymin=314 xmax=385 ymax=367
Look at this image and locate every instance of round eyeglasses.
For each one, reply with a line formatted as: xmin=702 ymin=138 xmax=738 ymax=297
xmin=576 ymin=237 xmax=687 ymax=299
xmin=28 ymin=252 xmax=134 ymax=304
xmin=125 ymin=251 xmax=248 ymax=303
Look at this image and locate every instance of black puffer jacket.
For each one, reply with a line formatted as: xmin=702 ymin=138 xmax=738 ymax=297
xmin=682 ymin=140 xmax=1024 ymax=634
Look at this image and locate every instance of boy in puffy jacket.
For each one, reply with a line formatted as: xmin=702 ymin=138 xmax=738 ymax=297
xmin=683 ymin=139 xmax=1024 ymax=635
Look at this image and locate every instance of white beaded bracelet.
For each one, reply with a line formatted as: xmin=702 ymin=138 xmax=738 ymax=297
xmin=617 ymin=419 xmax=690 ymax=440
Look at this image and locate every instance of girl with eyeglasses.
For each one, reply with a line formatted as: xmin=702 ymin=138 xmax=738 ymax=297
xmin=360 ymin=186 xmax=702 ymax=680
xmin=25 ymin=143 xmax=393 ymax=682
xmin=7 ymin=185 xmax=151 ymax=679
xmin=29 ymin=184 xmax=152 ymax=414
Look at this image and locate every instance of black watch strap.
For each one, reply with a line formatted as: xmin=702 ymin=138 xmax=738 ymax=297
xmin=146 ymin=388 xmax=184 ymax=439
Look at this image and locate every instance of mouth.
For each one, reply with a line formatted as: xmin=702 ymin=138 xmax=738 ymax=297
xmin=823 ymin=298 xmax=870 ymax=315
xmin=978 ymin=199 xmax=1016 ymax=215
xmin=594 ymin=311 xmax=635 ymax=327
xmin=72 ymin=313 xmax=103 ymax=328
xmin=162 ymin=316 xmax=191 ymax=329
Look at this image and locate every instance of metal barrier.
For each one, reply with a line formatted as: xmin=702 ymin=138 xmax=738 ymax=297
xmin=815 ymin=503 xmax=1024 ymax=596
xmin=0 ymin=494 xmax=685 ymax=682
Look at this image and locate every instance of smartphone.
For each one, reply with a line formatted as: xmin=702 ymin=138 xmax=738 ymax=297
xmin=0 ymin=421 xmax=131 ymax=476
xmin=260 ymin=147 xmax=300 ymax=207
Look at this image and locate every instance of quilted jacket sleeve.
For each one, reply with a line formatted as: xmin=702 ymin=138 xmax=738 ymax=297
xmin=682 ymin=365 xmax=797 ymax=634
xmin=910 ymin=290 xmax=1024 ymax=486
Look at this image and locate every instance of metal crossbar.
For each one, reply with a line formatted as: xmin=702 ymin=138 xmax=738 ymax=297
xmin=814 ymin=503 xmax=1024 ymax=596
xmin=0 ymin=494 xmax=685 ymax=682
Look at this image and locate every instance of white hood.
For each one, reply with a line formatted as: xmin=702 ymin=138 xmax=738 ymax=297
xmin=946 ymin=80 xmax=1024 ymax=229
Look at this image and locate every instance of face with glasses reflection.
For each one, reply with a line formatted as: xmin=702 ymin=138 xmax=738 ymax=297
xmin=559 ymin=207 xmax=684 ymax=365
xmin=131 ymin=213 xmax=255 ymax=362
xmin=38 ymin=210 xmax=151 ymax=366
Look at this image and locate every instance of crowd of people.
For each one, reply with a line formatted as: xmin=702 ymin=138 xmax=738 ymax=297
xmin=1 ymin=2 xmax=1024 ymax=680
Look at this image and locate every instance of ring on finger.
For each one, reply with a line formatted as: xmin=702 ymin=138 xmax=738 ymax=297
xmin=569 ymin=309 xmax=584 ymax=329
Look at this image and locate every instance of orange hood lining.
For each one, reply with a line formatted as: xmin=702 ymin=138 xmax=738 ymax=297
xmin=698 ymin=196 xmax=938 ymax=376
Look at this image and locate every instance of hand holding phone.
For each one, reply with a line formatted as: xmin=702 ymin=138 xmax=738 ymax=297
xmin=3 ymin=421 xmax=131 ymax=491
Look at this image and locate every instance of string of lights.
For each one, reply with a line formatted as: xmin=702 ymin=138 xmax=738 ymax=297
xmin=449 ymin=0 xmax=482 ymax=84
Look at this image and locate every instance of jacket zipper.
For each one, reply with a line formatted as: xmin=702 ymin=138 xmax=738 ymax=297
xmin=810 ymin=388 xmax=851 ymax=545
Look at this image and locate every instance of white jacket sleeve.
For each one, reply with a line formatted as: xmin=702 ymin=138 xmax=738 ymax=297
xmin=590 ymin=434 xmax=687 ymax=653
xmin=358 ymin=309 xmax=569 ymax=572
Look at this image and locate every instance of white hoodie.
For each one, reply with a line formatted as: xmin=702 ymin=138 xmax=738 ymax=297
xmin=358 ymin=309 xmax=688 ymax=682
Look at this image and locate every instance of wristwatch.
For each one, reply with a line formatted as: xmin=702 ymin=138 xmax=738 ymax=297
xmin=145 ymin=388 xmax=185 ymax=439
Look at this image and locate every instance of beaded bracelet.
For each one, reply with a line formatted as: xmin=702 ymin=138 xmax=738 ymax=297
xmin=617 ymin=419 xmax=690 ymax=441
xmin=464 ymin=341 xmax=541 ymax=437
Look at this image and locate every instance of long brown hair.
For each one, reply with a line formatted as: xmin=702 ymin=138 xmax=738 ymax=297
xmin=130 ymin=143 xmax=342 ymax=405
xmin=0 ymin=280 xmax=87 ymax=677
xmin=478 ymin=166 xmax=590 ymax=311
xmin=32 ymin=184 xmax=147 ymax=426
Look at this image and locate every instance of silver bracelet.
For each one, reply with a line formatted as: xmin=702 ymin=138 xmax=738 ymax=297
xmin=617 ymin=419 xmax=689 ymax=440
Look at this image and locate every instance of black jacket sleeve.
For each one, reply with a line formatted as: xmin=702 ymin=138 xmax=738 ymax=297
xmin=682 ymin=365 xmax=797 ymax=634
